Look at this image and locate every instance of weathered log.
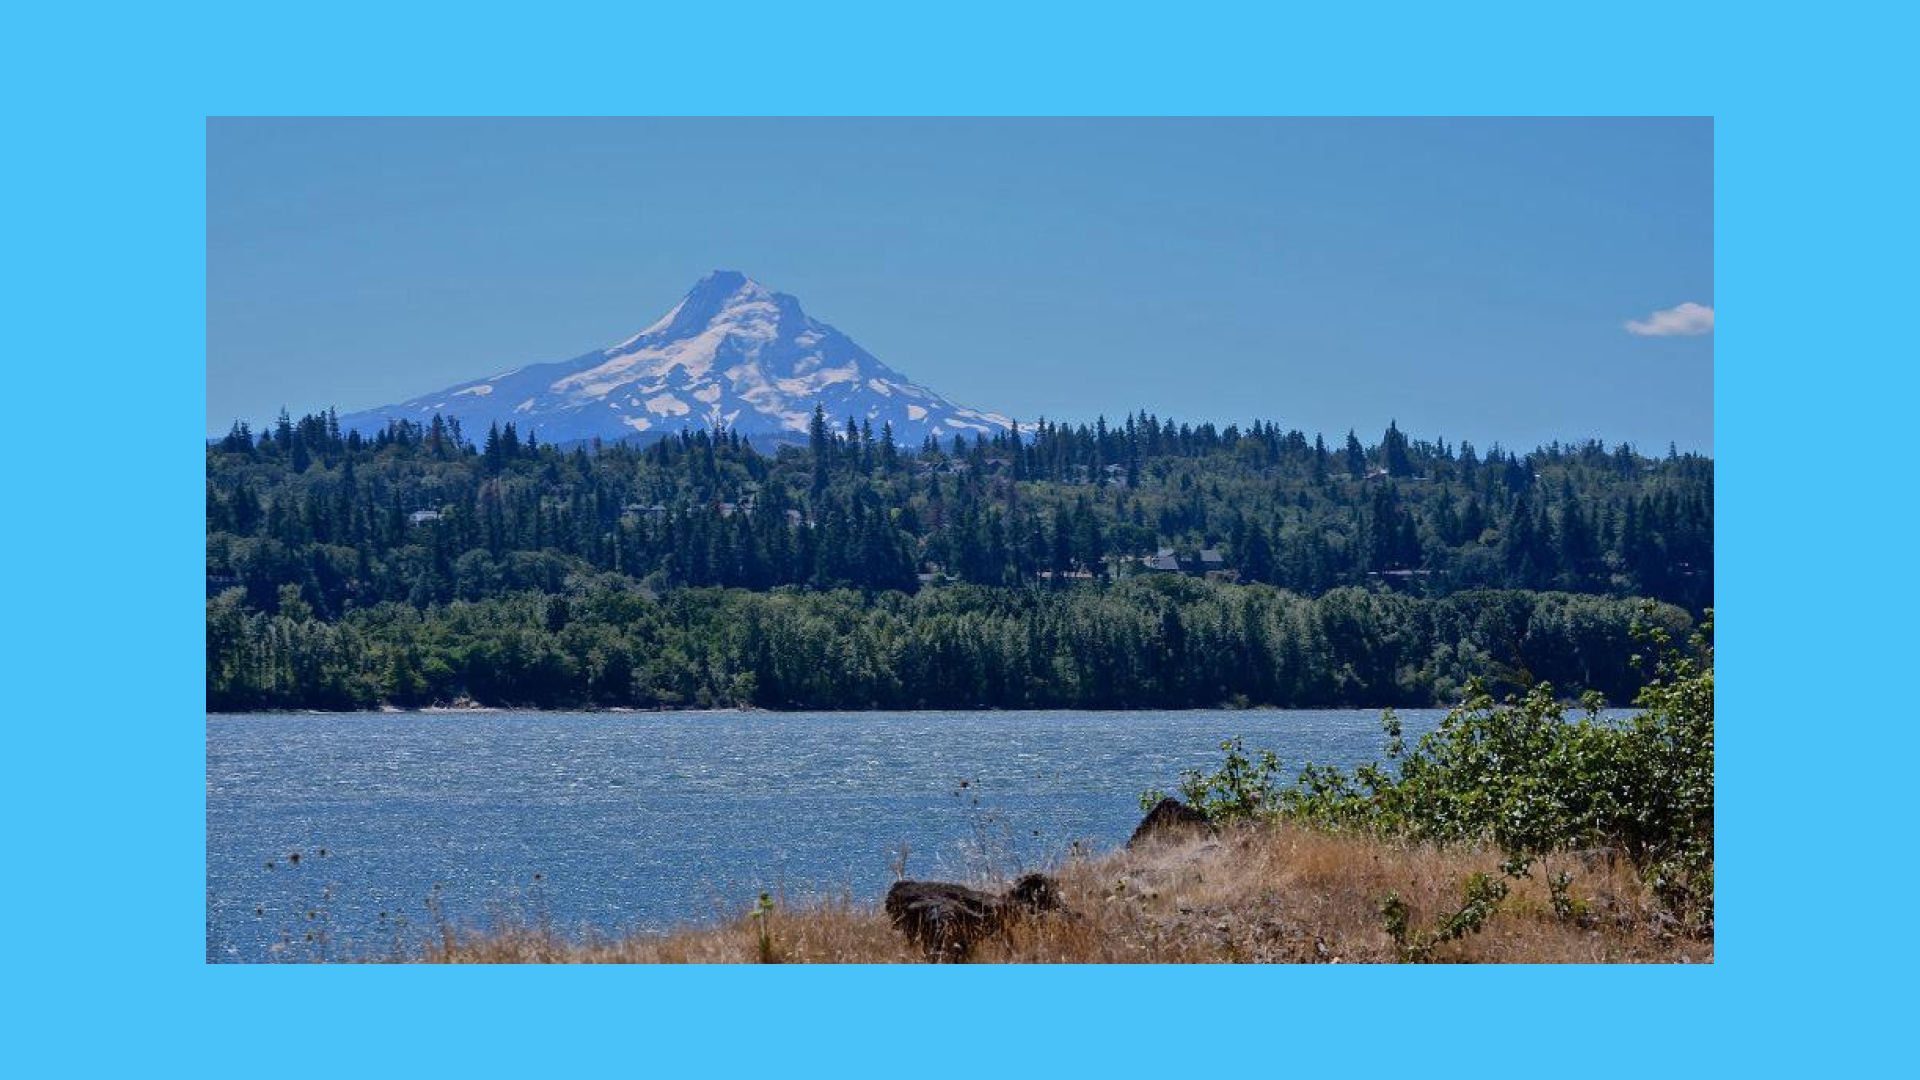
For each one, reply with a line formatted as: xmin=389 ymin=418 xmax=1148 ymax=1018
xmin=884 ymin=872 xmax=1063 ymax=961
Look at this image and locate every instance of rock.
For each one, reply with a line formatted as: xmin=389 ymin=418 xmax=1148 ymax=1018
xmin=884 ymin=872 xmax=1064 ymax=962
xmin=1649 ymin=909 xmax=1682 ymax=940
xmin=1127 ymin=798 xmax=1214 ymax=849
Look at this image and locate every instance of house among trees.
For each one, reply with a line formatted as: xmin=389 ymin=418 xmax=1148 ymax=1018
xmin=1197 ymin=550 xmax=1240 ymax=582
xmin=1367 ymin=568 xmax=1435 ymax=591
xmin=407 ymin=509 xmax=442 ymax=526
xmin=1144 ymin=547 xmax=1231 ymax=576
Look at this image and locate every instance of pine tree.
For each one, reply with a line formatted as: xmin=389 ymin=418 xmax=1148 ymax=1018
xmin=808 ymin=405 xmax=831 ymax=494
xmin=1383 ymin=420 xmax=1412 ymax=477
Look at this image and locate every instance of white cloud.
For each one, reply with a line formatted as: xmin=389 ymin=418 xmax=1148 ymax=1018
xmin=1626 ymin=302 xmax=1714 ymax=337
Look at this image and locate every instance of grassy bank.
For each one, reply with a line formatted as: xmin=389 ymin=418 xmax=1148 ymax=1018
xmin=408 ymin=821 xmax=1706 ymax=963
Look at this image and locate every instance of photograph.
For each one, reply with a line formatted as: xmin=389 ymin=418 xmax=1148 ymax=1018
xmin=205 ymin=116 xmax=1713 ymax=963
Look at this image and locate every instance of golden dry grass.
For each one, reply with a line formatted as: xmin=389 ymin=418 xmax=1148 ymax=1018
xmin=410 ymin=822 xmax=1710 ymax=964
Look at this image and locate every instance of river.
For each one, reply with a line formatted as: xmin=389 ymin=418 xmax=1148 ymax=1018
xmin=208 ymin=707 xmax=1482 ymax=962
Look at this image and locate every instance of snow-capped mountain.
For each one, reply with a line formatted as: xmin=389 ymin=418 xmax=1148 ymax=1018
xmin=336 ymin=271 xmax=1012 ymax=447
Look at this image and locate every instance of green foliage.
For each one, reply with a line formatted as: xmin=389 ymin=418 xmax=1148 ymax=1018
xmin=1166 ymin=739 xmax=1286 ymax=824
xmin=207 ymin=578 xmax=1688 ymax=712
xmin=1547 ymin=870 xmax=1582 ymax=923
xmin=209 ymin=409 xmax=1712 ymax=618
xmin=1162 ymin=606 xmax=1714 ymax=929
xmin=208 ymin=408 xmax=1708 ymax=713
xmin=750 ymin=891 xmax=777 ymax=964
xmin=1380 ymin=871 xmax=1511 ymax=962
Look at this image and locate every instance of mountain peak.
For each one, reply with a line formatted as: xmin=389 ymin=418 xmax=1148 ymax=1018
xmin=625 ymin=269 xmax=780 ymax=348
xmin=687 ymin=268 xmax=759 ymax=299
xmin=338 ymin=273 xmax=1011 ymax=447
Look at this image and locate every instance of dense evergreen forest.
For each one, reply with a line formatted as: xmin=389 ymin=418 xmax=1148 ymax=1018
xmin=206 ymin=408 xmax=1711 ymax=711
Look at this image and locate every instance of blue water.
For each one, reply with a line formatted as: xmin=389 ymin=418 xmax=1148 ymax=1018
xmin=207 ymin=708 xmax=1457 ymax=962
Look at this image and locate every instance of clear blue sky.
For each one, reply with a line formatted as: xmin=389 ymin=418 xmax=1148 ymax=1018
xmin=208 ymin=117 xmax=1712 ymax=452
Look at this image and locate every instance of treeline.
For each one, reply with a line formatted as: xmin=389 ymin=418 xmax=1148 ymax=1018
xmin=206 ymin=408 xmax=1713 ymax=618
xmin=207 ymin=575 xmax=1691 ymax=712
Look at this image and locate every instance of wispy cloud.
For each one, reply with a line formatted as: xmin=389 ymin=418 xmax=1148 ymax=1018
xmin=1626 ymin=302 xmax=1714 ymax=337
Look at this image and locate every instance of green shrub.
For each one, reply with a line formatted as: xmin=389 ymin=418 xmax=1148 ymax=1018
xmin=1381 ymin=871 xmax=1511 ymax=962
xmin=1160 ymin=605 xmax=1713 ymax=929
xmin=1142 ymin=738 xmax=1288 ymax=824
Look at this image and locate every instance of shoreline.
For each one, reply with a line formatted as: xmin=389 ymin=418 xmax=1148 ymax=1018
xmin=394 ymin=820 xmax=1711 ymax=964
xmin=208 ymin=703 xmax=1453 ymax=717
xmin=206 ymin=699 xmax=1635 ymax=718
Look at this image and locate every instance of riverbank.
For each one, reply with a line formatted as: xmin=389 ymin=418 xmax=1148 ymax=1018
xmin=213 ymin=699 xmax=1629 ymax=717
xmin=403 ymin=820 xmax=1709 ymax=963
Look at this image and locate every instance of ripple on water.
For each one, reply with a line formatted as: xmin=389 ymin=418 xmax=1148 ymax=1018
xmin=205 ymin=707 xmax=1627 ymax=962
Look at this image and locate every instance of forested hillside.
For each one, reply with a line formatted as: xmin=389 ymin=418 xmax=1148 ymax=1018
xmin=206 ymin=408 xmax=1711 ymax=710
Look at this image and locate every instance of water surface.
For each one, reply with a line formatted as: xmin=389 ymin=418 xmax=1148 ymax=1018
xmin=208 ymin=708 xmax=1470 ymax=962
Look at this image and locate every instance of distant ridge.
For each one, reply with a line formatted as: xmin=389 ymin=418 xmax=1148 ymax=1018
xmin=337 ymin=271 xmax=1012 ymax=447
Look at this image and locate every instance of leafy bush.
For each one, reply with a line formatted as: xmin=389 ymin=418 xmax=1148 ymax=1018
xmin=1380 ymin=871 xmax=1511 ymax=962
xmin=1142 ymin=738 xmax=1287 ymax=824
xmin=1161 ymin=605 xmax=1714 ymax=929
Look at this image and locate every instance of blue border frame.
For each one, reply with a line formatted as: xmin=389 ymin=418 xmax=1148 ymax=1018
xmin=18 ymin=0 xmax=1902 ymax=1073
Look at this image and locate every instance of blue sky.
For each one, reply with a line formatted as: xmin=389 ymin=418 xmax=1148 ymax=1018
xmin=208 ymin=117 xmax=1712 ymax=451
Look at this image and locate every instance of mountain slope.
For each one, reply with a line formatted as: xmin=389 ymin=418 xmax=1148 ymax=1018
xmin=336 ymin=271 xmax=1012 ymax=447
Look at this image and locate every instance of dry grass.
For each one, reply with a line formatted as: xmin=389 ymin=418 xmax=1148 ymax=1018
xmin=410 ymin=822 xmax=1710 ymax=964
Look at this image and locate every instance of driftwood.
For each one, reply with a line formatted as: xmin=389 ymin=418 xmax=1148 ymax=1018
xmin=884 ymin=873 xmax=1063 ymax=961
xmin=1127 ymin=797 xmax=1214 ymax=849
